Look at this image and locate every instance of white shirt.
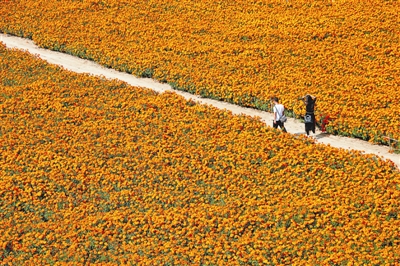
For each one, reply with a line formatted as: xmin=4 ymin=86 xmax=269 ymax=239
xmin=274 ymin=104 xmax=285 ymax=121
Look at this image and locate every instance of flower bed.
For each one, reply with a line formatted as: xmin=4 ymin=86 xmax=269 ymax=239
xmin=0 ymin=0 xmax=399 ymax=146
xmin=1 ymin=43 xmax=400 ymax=264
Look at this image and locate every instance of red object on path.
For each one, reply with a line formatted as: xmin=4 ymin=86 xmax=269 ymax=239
xmin=320 ymin=115 xmax=330 ymax=133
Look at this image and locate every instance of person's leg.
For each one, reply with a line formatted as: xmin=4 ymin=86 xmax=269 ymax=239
xmin=280 ymin=122 xmax=287 ymax=132
xmin=273 ymin=121 xmax=278 ymax=129
xmin=311 ymin=115 xmax=316 ymax=134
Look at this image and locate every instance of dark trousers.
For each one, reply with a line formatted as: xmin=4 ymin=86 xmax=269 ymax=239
xmin=305 ymin=122 xmax=316 ymax=135
xmin=273 ymin=121 xmax=287 ymax=132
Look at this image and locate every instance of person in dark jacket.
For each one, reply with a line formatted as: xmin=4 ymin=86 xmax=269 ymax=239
xmin=302 ymin=94 xmax=317 ymax=136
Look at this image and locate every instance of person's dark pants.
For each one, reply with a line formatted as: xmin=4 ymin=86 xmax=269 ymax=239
xmin=273 ymin=121 xmax=287 ymax=132
xmin=305 ymin=122 xmax=316 ymax=135
xmin=305 ymin=113 xmax=316 ymax=135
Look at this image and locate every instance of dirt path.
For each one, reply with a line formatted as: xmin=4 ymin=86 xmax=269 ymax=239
xmin=1 ymin=33 xmax=399 ymax=169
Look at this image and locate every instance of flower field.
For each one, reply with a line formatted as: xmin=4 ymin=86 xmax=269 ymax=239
xmin=1 ymin=41 xmax=400 ymax=264
xmin=0 ymin=0 xmax=399 ymax=146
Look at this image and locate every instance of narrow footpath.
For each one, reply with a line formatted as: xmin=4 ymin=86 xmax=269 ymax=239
xmin=1 ymin=33 xmax=399 ymax=169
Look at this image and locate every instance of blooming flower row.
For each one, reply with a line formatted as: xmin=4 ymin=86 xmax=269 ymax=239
xmin=0 ymin=0 xmax=399 ymax=145
xmin=0 ymin=43 xmax=399 ymax=264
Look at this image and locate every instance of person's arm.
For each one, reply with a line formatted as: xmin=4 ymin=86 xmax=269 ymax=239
xmin=311 ymin=96 xmax=317 ymax=106
xmin=273 ymin=106 xmax=277 ymax=123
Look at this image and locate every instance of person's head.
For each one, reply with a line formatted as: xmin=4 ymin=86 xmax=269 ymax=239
xmin=271 ymin=96 xmax=279 ymax=104
xmin=304 ymin=94 xmax=314 ymax=107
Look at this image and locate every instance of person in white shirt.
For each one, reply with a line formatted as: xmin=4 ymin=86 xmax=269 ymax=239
xmin=271 ymin=97 xmax=287 ymax=132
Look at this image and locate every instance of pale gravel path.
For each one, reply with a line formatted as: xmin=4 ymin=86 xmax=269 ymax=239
xmin=1 ymin=34 xmax=399 ymax=169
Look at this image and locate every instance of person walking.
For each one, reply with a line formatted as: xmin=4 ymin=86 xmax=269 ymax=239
xmin=271 ymin=97 xmax=287 ymax=132
xmin=301 ymin=94 xmax=317 ymax=136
